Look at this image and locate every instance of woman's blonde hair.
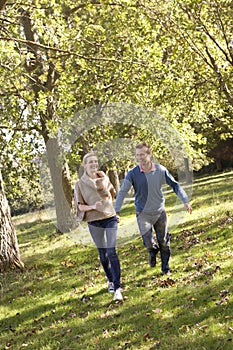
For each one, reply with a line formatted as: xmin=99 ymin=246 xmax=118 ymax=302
xmin=82 ymin=152 xmax=98 ymax=166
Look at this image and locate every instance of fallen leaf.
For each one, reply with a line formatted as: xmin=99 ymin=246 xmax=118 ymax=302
xmin=157 ymin=278 xmax=175 ymax=287
xmin=61 ymin=260 xmax=76 ymax=267
xmin=153 ymin=308 xmax=162 ymax=314
xmin=199 ymin=325 xmax=209 ymax=331
xmin=143 ymin=332 xmax=150 ymax=340
xmin=220 ymin=290 xmax=229 ymax=297
xmin=102 ymin=329 xmax=110 ymax=338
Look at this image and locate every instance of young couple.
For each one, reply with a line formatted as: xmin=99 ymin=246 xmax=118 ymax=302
xmin=74 ymin=142 xmax=192 ymax=301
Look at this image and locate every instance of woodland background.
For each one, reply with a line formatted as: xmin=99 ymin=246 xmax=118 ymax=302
xmin=0 ymin=2 xmax=233 ymax=348
xmin=0 ymin=0 xmax=232 ymax=223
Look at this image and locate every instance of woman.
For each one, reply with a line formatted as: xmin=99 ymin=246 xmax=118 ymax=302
xmin=74 ymin=152 xmax=123 ymax=301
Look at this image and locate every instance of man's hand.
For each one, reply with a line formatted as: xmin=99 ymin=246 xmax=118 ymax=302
xmin=184 ymin=202 xmax=192 ymax=214
xmin=116 ymin=214 xmax=120 ymax=223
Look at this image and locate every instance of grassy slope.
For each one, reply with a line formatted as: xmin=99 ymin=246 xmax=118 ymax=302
xmin=0 ymin=170 xmax=233 ymax=350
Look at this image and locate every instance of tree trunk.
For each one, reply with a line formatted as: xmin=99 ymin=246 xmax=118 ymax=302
xmin=62 ymin=162 xmax=73 ymax=209
xmin=215 ymin=157 xmax=222 ymax=171
xmin=45 ymin=138 xmax=75 ymax=233
xmin=183 ymin=157 xmax=192 ymax=183
xmin=0 ymin=0 xmax=7 ymax=11
xmin=20 ymin=10 xmax=75 ymax=233
xmin=108 ymin=170 xmax=120 ymax=193
xmin=0 ymin=169 xmax=24 ymax=272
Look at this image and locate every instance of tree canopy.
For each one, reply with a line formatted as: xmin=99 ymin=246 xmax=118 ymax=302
xmin=0 ymin=0 xmax=232 ymax=216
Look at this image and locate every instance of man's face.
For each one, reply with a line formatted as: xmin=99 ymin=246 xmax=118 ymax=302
xmin=135 ymin=147 xmax=151 ymax=166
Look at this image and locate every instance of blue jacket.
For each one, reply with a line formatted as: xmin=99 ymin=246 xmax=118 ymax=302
xmin=114 ymin=164 xmax=189 ymax=213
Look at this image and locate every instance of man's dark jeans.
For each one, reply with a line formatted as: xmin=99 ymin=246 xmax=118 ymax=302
xmin=136 ymin=209 xmax=171 ymax=274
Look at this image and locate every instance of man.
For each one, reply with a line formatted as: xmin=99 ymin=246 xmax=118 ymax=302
xmin=114 ymin=142 xmax=192 ymax=275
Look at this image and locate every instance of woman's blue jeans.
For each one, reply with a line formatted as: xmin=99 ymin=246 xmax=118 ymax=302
xmin=88 ymin=216 xmax=121 ymax=291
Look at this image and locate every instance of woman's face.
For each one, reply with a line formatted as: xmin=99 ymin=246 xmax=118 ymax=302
xmin=85 ymin=156 xmax=99 ymax=175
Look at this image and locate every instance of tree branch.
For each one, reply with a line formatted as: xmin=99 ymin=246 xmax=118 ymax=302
xmin=0 ymin=36 xmax=147 ymax=66
xmin=205 ymin=46 xmax=233 ymax=105
xmin=200 ymin=21 xmax=232 ymax=65
xmin=0 ymin=0 xmax=7 ymax=11
xmin=0 ymin=124 xmax=41 ymax=133
xmin=214 ymin=2 xmax=233 ymax=62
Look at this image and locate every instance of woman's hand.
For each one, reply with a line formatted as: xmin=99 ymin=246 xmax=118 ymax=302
xmin=91 ymin=201 xmax=102 ymax=210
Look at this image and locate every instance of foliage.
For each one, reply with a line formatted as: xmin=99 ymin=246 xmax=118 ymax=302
xmin=141 ymin=0 xmax=233 ymax=157
xmin=0 ymin=0 xmax=233 ymax=211
xmin=0 ymin=0 xmax=167 ymax=210
xmin=0 ymin=135 xmax=43 ymax=215
xmin=0 ymin=170 xmax=232 ymax=349
xmin=6 ymin=176 xmax=43 ymax=216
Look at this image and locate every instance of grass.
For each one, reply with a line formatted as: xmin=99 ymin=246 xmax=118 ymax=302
xmin=0 ymin=170 xmax=233 ymax=350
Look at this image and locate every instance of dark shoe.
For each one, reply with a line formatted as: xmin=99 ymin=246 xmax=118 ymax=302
xmin=108 ymin=282 xmax=114 ymax=293
xmin=149 ymin=248 xmax=159 ymax=267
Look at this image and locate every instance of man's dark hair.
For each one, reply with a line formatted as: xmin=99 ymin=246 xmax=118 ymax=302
xmin=136 ymin=142 xmax=152 ymax=155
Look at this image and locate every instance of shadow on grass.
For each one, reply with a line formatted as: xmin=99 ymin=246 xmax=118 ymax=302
xmin=16 ymin=220 xmax=57 ymax=246
xmin=1 ymin=261 xmax=232 ymax=350
xmin=1 ymin=170 xmax=232 ymax=349
xmin=1 ymin=227 xmax=233 ymax=350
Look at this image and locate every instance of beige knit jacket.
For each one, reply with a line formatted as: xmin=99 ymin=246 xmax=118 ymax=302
xmin=74 ymin=171 xmax=116 ymax=222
